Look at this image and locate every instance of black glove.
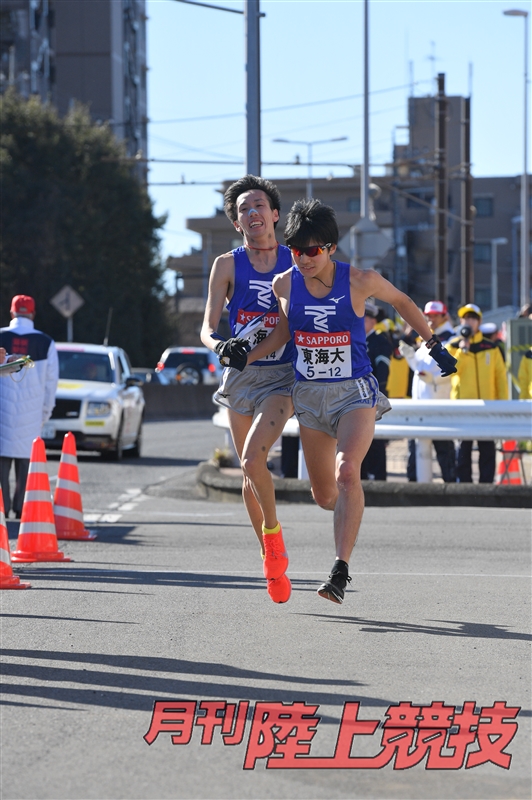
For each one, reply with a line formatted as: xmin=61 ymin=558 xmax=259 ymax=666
xmin=214 ymin=337 xmax=251 ymax=371
xmin=427 ymin=338 xmax=457 ymax=377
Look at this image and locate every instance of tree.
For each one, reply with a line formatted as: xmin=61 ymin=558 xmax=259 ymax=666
xmin=0 ymin=91 xmax=170 ymax=365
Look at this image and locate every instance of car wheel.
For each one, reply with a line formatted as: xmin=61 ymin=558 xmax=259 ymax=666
xmin=175 ymin=364 xmax=201 ymax=385
xmin=130 ymin=417 xmax=143 ymax=458
xmin=102 ymin=418 xmax=124 ymax=461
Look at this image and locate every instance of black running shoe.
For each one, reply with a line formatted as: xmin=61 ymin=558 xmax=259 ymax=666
xmin=317 ymin=569 xmax=352 ymax=604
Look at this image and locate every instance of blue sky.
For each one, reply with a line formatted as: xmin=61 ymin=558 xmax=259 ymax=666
xmin=145 ymin=0 xmax=529 ymax=286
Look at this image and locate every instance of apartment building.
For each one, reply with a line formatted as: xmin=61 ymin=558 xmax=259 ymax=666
xmin=0 ymin=0 xmax=147 ymax=172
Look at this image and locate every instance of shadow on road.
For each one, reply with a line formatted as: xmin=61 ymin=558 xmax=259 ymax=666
xmin=5 ymin=567 xmax=320 ymax=593
xmin=297 ymin=613 xmax=532 ymax=642
xmin=0 ymin=649 xmax=389 ymax=714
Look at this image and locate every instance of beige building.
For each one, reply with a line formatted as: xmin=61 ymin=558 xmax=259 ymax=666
xmin=167 ymin=92 xmax=527 ymax=344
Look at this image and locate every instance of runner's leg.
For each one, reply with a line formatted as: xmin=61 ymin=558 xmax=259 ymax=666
xmin=333 ymin=406 xmax=377 ymax=562
xmin=298 ymin=425 xmax=338 ymax=510
xmin=227 ymin=410 xmax=264 ymax=551
xmin=239 ymin=394 xmax=294 ymax=531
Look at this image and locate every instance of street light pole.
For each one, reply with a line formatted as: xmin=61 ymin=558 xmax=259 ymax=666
xmin=362 ymin=0 xmax=369 ymax=219
xmin=504 ymin=9 xmax=530 ymax=307
xmin=490 ymin=237 xmax=508 ymax=310
xmin=272 ymin=137 xmax=348 ymax=198
xmin=307 ymin=143 xmax=313 ymax=199
xmin=245 ymin=0 xmax=261 ymax=175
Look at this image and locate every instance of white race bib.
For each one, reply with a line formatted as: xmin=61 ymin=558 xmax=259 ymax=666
xmin=235 ymin=309 xmax=286 ymax=362
xmin=295 ymin=330 xmax=352 ymax=380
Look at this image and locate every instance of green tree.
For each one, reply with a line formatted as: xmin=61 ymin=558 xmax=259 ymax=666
xmin=0 ymin=90 xmax=170 ymax=365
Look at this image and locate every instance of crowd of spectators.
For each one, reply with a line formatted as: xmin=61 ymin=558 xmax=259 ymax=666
xmin=361 ymin=299 xmax=531 ymax=483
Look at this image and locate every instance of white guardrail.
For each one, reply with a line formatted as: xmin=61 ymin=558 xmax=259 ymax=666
xmin=212 ymin=400 xmax=532 ymax=483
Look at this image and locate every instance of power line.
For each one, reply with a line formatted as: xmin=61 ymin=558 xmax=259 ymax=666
xmin=149 ymin=81 xmax=431 ymax=125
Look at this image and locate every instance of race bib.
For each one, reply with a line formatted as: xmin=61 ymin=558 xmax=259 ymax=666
xmin=235 ymin=309 xmax=286 ymax=362
xmin=295 ymin=330 xmax=352 ymax=380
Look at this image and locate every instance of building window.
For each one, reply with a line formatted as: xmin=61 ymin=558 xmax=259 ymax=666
xmin=347 ymin=197 xmax=360 ymax=213
xmin=474 ymin=243 xmax=491 ymax=262
xmin=406 ymin=192 xmax=433 ymax=209
xmin=474 ymin=197 xmax=493 ymax=217
xmin=474 ymin=287 xmax=491 ymax=308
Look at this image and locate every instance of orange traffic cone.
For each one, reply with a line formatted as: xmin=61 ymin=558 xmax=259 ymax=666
xmin=11 ymin=437 xmax=71 ymax=562
xmin=496 ymin=440 xmax=523 ymax=486
xmin=54 ymin=432 xmax=97 ymax=540
xmin=0 ymin=488 xmax=31 ymax=589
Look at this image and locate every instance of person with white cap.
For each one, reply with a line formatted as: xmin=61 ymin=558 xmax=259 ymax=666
xmin=0 ymin=295 xmax=58 ymax=517
xmin=479 ymin=321 xmax=505 ymax=361
xmin=446 ymin=303 xmax=508 ymax=483
xmin=399 ymin=300 xmax=456 ymax=482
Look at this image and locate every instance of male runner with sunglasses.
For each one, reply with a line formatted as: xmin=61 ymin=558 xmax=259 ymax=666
xmin=200 ymin=175 xmax=295 ymax=604
xmin=247 ymin=199 xmax=457 ymax=604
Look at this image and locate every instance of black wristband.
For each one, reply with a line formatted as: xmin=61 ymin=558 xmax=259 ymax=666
xmin=426 ymin=335 xmax=440 ymax=350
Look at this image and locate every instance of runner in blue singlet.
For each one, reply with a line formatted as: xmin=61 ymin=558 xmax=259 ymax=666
xmin=248 ymin=199 xmax=457 ymax=604
xmin=200 ymin=176 xmax=295 ymax=605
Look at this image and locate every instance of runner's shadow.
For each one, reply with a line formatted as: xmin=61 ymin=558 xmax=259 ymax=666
xmin=297 ymin=614 xmax=532 ymax=642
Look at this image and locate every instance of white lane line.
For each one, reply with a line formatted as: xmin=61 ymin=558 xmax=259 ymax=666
xmin=83 ymin=513 xmax=123 ymax=523
xmin=111 ymin=511 xmax=237 ymax=518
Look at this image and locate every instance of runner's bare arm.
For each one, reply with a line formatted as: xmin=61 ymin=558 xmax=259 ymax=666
xmin=200 ymin=253 xmax=235 ymax=350
xmin=246 ymin=271 xmax=292 ymax=364
xmin=351 ymin=268 xmax=433 ymax=342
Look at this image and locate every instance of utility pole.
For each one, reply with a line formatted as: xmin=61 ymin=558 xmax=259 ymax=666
xmin=361 ymin=0 xmax=370 ymax=220
xmin=434 ymin=73 xmax=448 ymax=303
xmin=460 ymin=95 xmax=474 ymax=303
xmin=245 ymin=0 xmax=261 ymax=175
xmin=351 ymin=0 xmax=390 ymax=270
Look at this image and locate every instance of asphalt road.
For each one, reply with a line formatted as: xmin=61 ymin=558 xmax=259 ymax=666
xmin=1 ymin=421 xmax=531 ymax=800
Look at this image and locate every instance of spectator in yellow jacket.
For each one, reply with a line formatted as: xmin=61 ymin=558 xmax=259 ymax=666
xmin=446 ymin=304 xmax=508 ymax=483
xmin=517 ymin=347 xmax=532 ymax=400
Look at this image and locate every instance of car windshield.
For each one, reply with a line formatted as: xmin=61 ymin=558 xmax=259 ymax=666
xmin=164 ymin=351 xmax=209 ymax=370
xmin=58 ymin=352 xmax=114 ymax=383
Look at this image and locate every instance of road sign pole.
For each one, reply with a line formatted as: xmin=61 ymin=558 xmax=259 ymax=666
xmin=67 ymin=316 xmax=73 ymax=343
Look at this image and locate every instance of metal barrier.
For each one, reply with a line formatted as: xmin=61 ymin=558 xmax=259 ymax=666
xmin=212 ymin=400 xmax=532 ymax=482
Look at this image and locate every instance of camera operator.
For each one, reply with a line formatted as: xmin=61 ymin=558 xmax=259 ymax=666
xmin=446 ymin=303 xmax=508 ymax=483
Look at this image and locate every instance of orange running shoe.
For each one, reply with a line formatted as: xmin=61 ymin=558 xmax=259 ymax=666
xmin=267 ymin=574 xmax=291 ymax=604
xmin=262 ymin=527 xmax=288 ymax=579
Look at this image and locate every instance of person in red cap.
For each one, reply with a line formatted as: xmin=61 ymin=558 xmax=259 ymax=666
xmin=0 ymin=296 xmax=58 ymax=518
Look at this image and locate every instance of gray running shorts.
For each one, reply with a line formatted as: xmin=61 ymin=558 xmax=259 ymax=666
xmin=292 ymin=373 xmax=392 ymax=438
xmin=214 ymin=363 xmax=295 ymax=416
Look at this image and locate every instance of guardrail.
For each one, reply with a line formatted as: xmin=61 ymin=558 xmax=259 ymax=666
xmin=213 ymin=400 xmax=532 ymax=482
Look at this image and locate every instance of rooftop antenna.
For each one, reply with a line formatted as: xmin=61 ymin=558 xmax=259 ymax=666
xmin=426 ymin=41 xmax=440 ymax=89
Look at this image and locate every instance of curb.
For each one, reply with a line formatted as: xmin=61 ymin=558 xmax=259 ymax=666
xmin=196 ymin=462 xmax=531 ymax=508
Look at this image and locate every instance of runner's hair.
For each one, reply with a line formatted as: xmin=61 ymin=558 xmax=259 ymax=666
xmin=284 ymin=199 xmax=339 ymax=247
xmin=224 ymin=175 xmax=281 ymax=227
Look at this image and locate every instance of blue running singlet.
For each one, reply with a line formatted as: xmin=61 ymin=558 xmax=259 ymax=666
xmin=288 ymin=261 xmax=372 ymax=382
xmin=226 ymin=245 xmax=295 ymax=366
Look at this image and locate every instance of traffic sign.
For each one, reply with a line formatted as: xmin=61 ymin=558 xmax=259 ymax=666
xmin=50 ymin=285 xmax=84 ymax=319
xmin=340 ymin=218 xmax=393 ymax=271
